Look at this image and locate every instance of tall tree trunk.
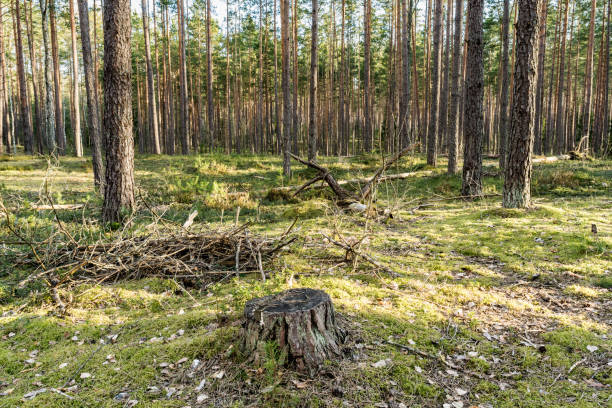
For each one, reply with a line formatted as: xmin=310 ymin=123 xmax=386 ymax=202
xmin=273 ymin=0 xmax=280 ymax=154
xmin=77 ymin=0 xmax=104 ymax=187
xmin=69 ymin=0 xmax=82 ymax=157
xmin=292 ymin=0 xmax=299 ymax=154
xmin=49 ymin=0 xmax=65 ymax=154
xmin=438 ymin=0 xmax=450 ymax=154
xmin=363 ymin=0 xmax=372 ymax=152
xmin=554 ymin=0 xmax=569 ymax=154
xmin=102 ymin=0 xmax=134 ymax=223
xmin=399 ymin=0 xmax=412 ymax=148
xmin=533 ymin=0 xmax=547 ymax=155
xmin=206 ymin=0 xmax=214 ymax=151
xmin=447 ymin=0 xmax=462 ymax=174
xmin=281 ymin=0 xmax=291 ymax=174
xmin=339 ymin=0 xmax=346 ymax=155
xmin=427 ymin=0 xmax=442 ymax=165
xmin=142 ymin=0 xmax=161 ymax=154
xmin=178 ymin=0 xmax=189 ymax=154
xmin=308 ymin=0 xmax=318 ymax=160
xmin=14 ymin=0 xmax=34 ymax=153
xmin=461 ymin=0 xmax=484 ymax=197
xmin=226 ymin=0 xmax=232 ymax=153
xmin=258 ymin=0 xmax=264 ymax=154
xmin=498 ymin=0 xmax=510 ymax=168
xmin=581 ymin=0 xmax=597 ymax=151
xmin=544 ymin=11 xmax=560 ymax=154
xmin=0 ymin=4 xmax=4 ymax=154
xmin=24 ymin=1 xmax=43 ymax=154
xmin=503 ymin=0 xmax=540 ymax=208
xmin=164 ymin=5 xmax=175 ymax=154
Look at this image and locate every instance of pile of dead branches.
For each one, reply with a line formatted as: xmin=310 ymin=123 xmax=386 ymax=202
xmin=16 ymin=223 xmax=296 ymax=291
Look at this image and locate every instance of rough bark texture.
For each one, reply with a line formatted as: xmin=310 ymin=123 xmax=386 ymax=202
xmin=554 ymin=0 xmax=569 ymax=154
xmin=461 ymin=0 xmax=484 ymax=197
xmin=77 ymin=0 xmax=104 ymax=188
xmin=308 ymin=0 xmax=318 ymax=161
xmin=241 ymin=288 xmax=346 ymax=375
xmin=447 ymin=0 xmax=462 ymax=174
xmin=40 ymin=0 xmax=56 ymax=153
xmin=178 ymin=0 xmax=189 ymax=154
xmin=49 ymin=0 xmax=66 ymax=154
xmin=206 ymin=0 xmax=214 ymax=151
xmin=24 ymin=1 xmax=43 ymax=154
xmin=533 ymin=0 xmax=548 ymax=155
xmin=427 ymin=0 xmax=442 ymax=165
xmin=498 ymin=0 xmax=510 ymax=168
xmin=281 ymin=0 xmax=291 ymax=175
xmin=14 ymin=0 xmax=34 ymax=154
xmin=582 ymin=0 xmax=597 ymax=151
xmin=438 ymin=0 xmax=450 ymax=154
xmin=363 ymin=0 xmax=372 ymax=152
xmin=102 ymin=0 xmax=135 ymax=223
xmin=142 ymin=0 xmax=161 ymax=154
xmin=503 ymin=0 xmax=540 ymax=209
xmin=0 ymin=4 xmax=4 ymax=154
xmin=399 ymin=0 xmax=412 ymax=148
xmin=69 ymin=0 xmax=82 ymax=157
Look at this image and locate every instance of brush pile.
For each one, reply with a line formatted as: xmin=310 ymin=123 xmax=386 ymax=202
xmin=17 ymin=223 xmax=296 ymax=290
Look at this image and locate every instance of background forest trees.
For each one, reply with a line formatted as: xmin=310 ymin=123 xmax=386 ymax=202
xmin=0 ymin=0 xmax=609 ymax=168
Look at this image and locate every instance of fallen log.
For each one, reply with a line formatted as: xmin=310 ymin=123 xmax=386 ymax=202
xmin=532 ymin=154 xmax=571 ymax=164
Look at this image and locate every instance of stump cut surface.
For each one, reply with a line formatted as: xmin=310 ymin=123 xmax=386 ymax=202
xmin=242 ymin=288 xmax=346 ymax=374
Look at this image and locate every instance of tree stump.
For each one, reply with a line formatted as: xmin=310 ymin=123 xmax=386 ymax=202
xmin=241 ymin=288 xmax=346 ymax=375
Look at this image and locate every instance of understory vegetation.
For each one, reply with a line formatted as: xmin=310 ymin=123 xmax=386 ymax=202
xmin=0 ymin=153 xmax=610 ymax=407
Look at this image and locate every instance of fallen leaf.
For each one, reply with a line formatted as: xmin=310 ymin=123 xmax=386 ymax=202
xmin=211 ymin=370 xmax=225 ymax=379
xmin=372 ymin=359 xmax=391 ymax=368
xmin=80 ymin=373 xmax=92 ymax=379
xmin=195 ymin=379 xmax=206 ymax=392
xmin=291 ymin=379 xmax=307 ymax=389
xmin=455 ymin=388 xmax=468 ymax=396
xmin=197 ymin=393 xmax=209 ymax=402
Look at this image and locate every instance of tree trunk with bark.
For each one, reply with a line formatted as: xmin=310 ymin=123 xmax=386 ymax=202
xmin=142 ymin=0 xmax=161 ymax=154
xmin=206 ymin=0 xmax=214 ymax=151
xmin=241 ymin=288 xmax=346 ymax=376
xmin=498 ymin=0 xmax=510 ymax=168
xmin=503 ymin=0 xmax=540 ymax=208
xmin=77 ymin=0 xmax=104 ymax=188
xmin=461 ymin=0 xmax=484 ymax=197
xmin=363 ymin=0 xmax=372 ymax=152
xmin=554 ymin=0 xmax=569 ymax=154
xmin=102 ymin=0 xmax=134 ymax=223
xmin=533 ymin=0 xmax=548 ymax=155
xmin=581 ymin=0 xmax=597 ymax=151
xmin=427 ymin=0 xmax=442 ymax=165
xmin=281 ymin=0 xmax=292 ymax=175
xmin=14 ymin=0 xmax=34 ymax=154
xmin=308 ymin=0 xmax=318 ymax=161
xmin=447 ymin=0 xmax=462 ymax=174
xmin=49 ymin=0 xmax=65 ymax=154
xmin=178 ymin=0 xmax=189 ymax=154
xmin=69 ymin=0 xmax=82 ymax=157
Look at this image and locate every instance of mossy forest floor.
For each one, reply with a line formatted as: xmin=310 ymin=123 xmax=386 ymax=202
xmin=0 ymin=152 xmax=610 ymax=407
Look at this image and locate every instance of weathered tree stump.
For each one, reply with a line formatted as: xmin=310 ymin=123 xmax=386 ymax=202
xmin=241 ymin=288 xmax=346 ymax=375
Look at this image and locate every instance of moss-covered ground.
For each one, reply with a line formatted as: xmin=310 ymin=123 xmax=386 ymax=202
xmin=0 ymin=153 xmax=610 ymax=407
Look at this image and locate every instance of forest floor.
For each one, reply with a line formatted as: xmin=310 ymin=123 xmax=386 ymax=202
xmin=0 ymin=152 xmax=610 ymax=408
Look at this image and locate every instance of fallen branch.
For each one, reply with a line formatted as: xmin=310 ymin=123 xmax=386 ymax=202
xmin=288 ymin=143 xmax=417 ymax=208
xmin=321 ymin=233 xmax=395 ymax=276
